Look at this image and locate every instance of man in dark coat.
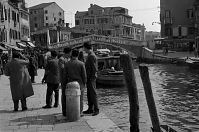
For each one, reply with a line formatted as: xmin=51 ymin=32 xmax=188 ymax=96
xmin=42 ymin=50 xmax=60 ymax=108
xmin=83 ymin=42 xmax=99 ymax=116
xmin=28 ymin=53 xmax=37 ymax=83
xmin=4 ymin=51 xmax=34 ymax=111
xmin=58 ymin=47 xmax=71 ymax=116
xmin=63 ymin=49 xmax=87 ymax=116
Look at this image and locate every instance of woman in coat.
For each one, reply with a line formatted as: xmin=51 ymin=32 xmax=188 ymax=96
xmin=4 ymin=51 xmax=34 ymax=111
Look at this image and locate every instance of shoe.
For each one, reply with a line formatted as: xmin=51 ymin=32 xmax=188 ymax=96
xmin=22 ymin=107 xmax=28 ymax=111
xmin=83 ymin=109 xmax=93 ymax=114
xmin=53 ymin=105 xmax=58 ymax=108
xmin=14 ymin=109 xmax=18 ymax=112
xmin=92 ymin=110 xmax=99 ymax=116
xmin=42 ymin=105 xmax=52 ymax=109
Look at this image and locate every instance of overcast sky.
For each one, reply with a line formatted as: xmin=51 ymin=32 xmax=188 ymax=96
xmin=26 ymin=0 xmax=160 ymax=32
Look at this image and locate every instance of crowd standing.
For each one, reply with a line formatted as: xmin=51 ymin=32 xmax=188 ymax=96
xmin=1 ymin=42 xmax=100 ymax=118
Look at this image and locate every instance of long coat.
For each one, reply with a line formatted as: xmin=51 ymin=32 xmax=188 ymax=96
xmin=4 ymin=58 xmax=34 ymax=100
xmin=63 ymin=58 xmax=87 ymax=90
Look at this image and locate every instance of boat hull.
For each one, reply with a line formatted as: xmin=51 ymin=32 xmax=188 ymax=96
xmin=185 ymin=58 xmax=199 ymax=69
xmin=96 ymin=74 xmax=125 ymax=86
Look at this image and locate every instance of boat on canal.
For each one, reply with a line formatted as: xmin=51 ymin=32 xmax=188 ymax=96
xmin=96 ymin=53 xmax=125 ymax=87
xmin=185 ymin=57 xmax=199 ymax=69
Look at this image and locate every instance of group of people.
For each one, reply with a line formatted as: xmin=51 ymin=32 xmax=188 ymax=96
xmin=3 ymin=42 xmax=100 ymax=117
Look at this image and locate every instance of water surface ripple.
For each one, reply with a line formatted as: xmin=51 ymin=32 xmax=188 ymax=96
xmin=97 ymin=64 xmax=199 ymax=132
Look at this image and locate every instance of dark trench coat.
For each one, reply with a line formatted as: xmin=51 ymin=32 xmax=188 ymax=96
xmin=4 ymin=58 xmax=34 ymax=100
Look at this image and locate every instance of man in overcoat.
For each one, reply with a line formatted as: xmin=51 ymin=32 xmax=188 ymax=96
xmin=4 ymin=51 xmax=34 ymax=111
xmin=63 ymin=49 xmax=87 ymax=116
xmin=83 ymin=42 xmax=99 ymax=116
xmin=42 ymin=50 xmax=60 ymax=108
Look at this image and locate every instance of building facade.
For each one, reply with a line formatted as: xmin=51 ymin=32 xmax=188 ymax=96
xmin=0 ymin=0 xmax=21 ymax=48
xmin=19 ymin=0 xmax=30 ymax=42
xmin=160 ymin=0 xmax=195 ymax=50
xmin=29 ymin=2 xmax=65 ymax=32
xmin=74 ymin=4 xmax=145 ymax=40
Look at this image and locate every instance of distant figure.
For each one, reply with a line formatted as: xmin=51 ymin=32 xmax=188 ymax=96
xmin=42 ymin=50 xmax=60 ymax=109
xmin=58 ymin=47 xmax=71 ymax=116
xmin=83 ymin=42 xmax=99 ymax=116
xmin=63 ymin=49 xmax=87 ymax=116
xmin=28 ymin=53 xmax=37 ymax=83
xmin=4 ymin=51 xmax=34 ymax=111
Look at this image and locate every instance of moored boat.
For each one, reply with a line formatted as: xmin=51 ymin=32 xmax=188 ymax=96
xmin=96 ymin=55 xmax=125 ymax=87
xmin=185 ymin=57 xmax=199 ymax=69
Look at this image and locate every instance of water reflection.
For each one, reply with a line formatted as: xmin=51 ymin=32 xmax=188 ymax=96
xmin=97 ymin=64 xmax=199 ymax=132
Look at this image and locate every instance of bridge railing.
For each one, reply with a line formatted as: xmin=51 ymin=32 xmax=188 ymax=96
xmin=48 ymin=34 xmax=145 ymax=49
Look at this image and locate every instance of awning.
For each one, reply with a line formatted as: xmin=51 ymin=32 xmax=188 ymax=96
xmin=26 ymin=41 xmax=35 ymax=47
xmin=3 ymin=43 xmax=24 ymax=51
xmin=0 ymin=45 xmax=7 ymax=50
xmin=17 ymin=42 xmax=27 ymax=47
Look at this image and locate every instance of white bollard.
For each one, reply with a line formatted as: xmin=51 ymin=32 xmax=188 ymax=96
xmin=65 ymin=81 xmax=81 ymax=121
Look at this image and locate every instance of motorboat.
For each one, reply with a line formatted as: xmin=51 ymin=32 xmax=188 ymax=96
xmin=97 ymin=55 xmax=125 ymax=87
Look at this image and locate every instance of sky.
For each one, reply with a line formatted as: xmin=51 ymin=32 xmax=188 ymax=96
xmin=26 ymin=0 xmax=160 ymax=32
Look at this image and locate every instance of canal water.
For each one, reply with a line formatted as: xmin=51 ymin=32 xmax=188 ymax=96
xmin=96 ymin=64 xmax=199 ymax=132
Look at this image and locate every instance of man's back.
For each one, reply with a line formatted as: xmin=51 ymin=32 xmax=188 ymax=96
xmin=64 ymin=58 xmax=86 ymax=88
xmin=46 ymin=58 xmax=60 ymax=84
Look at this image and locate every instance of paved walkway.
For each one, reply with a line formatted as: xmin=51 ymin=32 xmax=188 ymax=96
xmin=0 ymin=69 xmax=123 ymax=132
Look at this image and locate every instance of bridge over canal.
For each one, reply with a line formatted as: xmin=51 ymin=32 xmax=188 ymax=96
xmin=48 ymin=35 xmax=147 ymax=58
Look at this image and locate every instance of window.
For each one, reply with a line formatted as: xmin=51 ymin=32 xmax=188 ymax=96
xmin=165 ymin=10 xmax=171 ymax=18
xmin=46 ymin=16 xmax=48 ymax=20
xmin=187 ymin=9 xmax=193 ymax=19
xmin=46 ymin=23 xmax=48 ymax=26
xmin=59 ymin=12 xmax=62 ymax=16
xmin=35 ymin=23 xmax=38 ymax=28
xmin=34 ymin=17 xmax=37 ymax=21
xmin=75 ymin=20 xmax=80 ymax=25
xmin=30 ymin=11 xmax=32 ymax=14
xmin=34 ymin=10 xmax=37 ymax=14
xmin=84 ymin=19 xmax=89 ymax=24
xmin=54 ymin=17 xmax=56 ymax=21
xmin=45 ymin=10 xmax=48 ymax=14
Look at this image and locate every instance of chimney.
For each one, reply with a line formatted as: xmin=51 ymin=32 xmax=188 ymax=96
xmin=90 ymin=4 xmax=93 ymax=7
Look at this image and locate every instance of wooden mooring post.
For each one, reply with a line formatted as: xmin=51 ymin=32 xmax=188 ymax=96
xmin=139 ymin=65 xmax=161 ymax=132
xmin=120 ymin=54 xmax=139 ymax=132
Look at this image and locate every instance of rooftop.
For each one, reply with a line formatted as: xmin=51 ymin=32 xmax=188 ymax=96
xmin=29 ymin=2 xmax=55 ymax=10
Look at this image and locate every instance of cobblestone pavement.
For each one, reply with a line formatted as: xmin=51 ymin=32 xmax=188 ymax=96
xmin=0 ymin=69 xmax=122 ymax=132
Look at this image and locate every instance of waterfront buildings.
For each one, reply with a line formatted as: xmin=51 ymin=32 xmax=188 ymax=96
xmin=160 ymin=0 xmax=195 ymax=50
xmin=74 ymin=4 xmax=145 ymax=40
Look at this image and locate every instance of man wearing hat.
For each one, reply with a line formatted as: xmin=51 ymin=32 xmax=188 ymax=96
xmin=83 ymin=42 xmax=99 ymax=116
